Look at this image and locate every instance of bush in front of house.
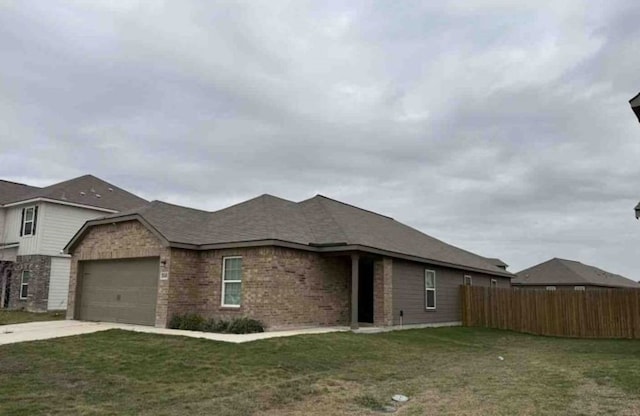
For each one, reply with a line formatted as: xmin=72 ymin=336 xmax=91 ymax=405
xmin=226 ymin=317 xmax=265 ymax=334
xmin=168 ymin=314 xmax=264 ymax=334
xmin=168 ymin=313 xmax=205 ymax=331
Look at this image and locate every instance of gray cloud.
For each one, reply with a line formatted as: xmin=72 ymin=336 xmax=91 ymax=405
xmin=1 ymin=0 xmax=640 ymax=277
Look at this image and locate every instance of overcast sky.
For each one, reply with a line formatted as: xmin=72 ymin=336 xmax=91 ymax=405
xmin=1 ymin=1 xmax=639 ymax=277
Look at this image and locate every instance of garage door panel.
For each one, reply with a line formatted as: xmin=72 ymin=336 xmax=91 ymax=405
xmin=79 ymin=258 xmax=159 ymax=326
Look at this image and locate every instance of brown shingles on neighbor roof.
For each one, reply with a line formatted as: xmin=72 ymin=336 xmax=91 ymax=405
xmin=513 ymin=258 xmax=640 ymax=289
xmin=3 ymin=174 xmax=147 ymax=211
xmin=0 ymin=180 xmax=41 ymax=205
xmin=83 ymin=193 xmax=511 ymax=277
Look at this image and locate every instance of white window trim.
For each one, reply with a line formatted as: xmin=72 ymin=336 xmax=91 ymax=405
xmin=574 ymin=286 xmax=586 ymax=291
xmin=22 ymin=206 xmax=36 ymax=237
xmin=491 ymin=279 xmax=497 ymax=288
xmin=20 ymin=271 xmax=29 ymax=299
xmin=464 ymin=275 xmax=473 ymax=286
xmin=546 ymin=286 xmax=556 ymax=291
xmin=221 ymin=256 xmax=242 ymax=308
xmin=425 ymin=269 xmax=436 ymax=310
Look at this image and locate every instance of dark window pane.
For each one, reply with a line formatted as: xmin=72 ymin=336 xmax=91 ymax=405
xmin=426 ymin=290 xmax=435 ymax=308
xmin=21 ymin=284 xmax=28 ymax=298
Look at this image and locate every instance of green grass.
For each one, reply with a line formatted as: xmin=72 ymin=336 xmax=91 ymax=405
xmin=0 ymin=310 xmax=65 ymax=325
xmin=1 ymin=327 xmax=639 ymax=415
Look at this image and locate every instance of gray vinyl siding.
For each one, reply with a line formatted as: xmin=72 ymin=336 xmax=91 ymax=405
xmin=392 ymin=259 xmax=511 ymax=325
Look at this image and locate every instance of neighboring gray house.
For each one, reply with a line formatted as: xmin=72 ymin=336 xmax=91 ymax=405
xmin=64 ymin=194 xmax=513 ymax=329
xmin=512 ymin=258 xmax=639 ymax=291
xmin=0 ymin=175 xmax=146 ymax=311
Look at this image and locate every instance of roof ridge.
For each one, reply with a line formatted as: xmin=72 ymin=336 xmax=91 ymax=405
xmin=304 ymin=196 xmax=349 ymax=243
xmin=554 ymin=258 xmax=590 ymax=284
xmin=0 ymin=179 xmax=38 ymax=188
xmin=311 ymin=194 xmax=394 ymax=220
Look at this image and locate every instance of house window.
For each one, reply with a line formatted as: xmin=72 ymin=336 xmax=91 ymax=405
xmin=546 ymin=286 xmax=556 ymax=291
xmin=425 ymin=270 xmax=436 ymax=310
xmin=491 ymin=279 xmax=497 ymax=288
xmin=574 ymin=286 xmax=586 ymax=291
xmin=21 ymin=206 xmax=37 ymax=236
xmin=20 ymin=271 xmax=30 ymax=299
xmin=464 ymin=275 xmax=472 ymax=286
xmin=221 ymin=257 xmax=242 ymax=307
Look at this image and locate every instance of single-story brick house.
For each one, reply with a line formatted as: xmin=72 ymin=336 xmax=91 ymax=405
xmin=512 ymin=258 xmax=639 ymax=291
xmin=65 ymin=194 xmax=513 ymax=329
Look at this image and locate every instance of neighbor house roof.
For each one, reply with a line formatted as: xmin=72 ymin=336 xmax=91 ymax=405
xmin=67 ymin=194 xmax=512 ymax=277
xmin=0 ymin=180 xmax=41 ymax=205
xmin=1 ymin=174 xmax=147 ymax=212
xmin=513 ymin=258 xmax=639 ymax=288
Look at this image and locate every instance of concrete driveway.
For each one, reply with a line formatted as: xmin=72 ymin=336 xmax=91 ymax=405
xmin=0 ymin=320 xmax=350 ymax=346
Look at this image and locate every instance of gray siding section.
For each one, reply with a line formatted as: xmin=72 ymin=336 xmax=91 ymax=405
xmin=392 ymin=260 xmax=511 ymax=325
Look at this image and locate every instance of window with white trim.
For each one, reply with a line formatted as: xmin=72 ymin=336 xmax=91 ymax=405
xmin=425 ymin=270 xmax=436 ymax=310
xmin=20 ymin=271 xmax=30 ymax=299
xmin=21 ymin=206 xmax=36 ymax=236
xmin=221 ymin=257 xmax=242 ymax=307
xmin=464 ymin=275 xmax=472 ymax=286
xmin=491 ymin=279 xmax=497 ymax=288
xmin=574 ymin=286 xmax=586 ymax=291
xmin=546 ymin=286 xmax=556 ymax=291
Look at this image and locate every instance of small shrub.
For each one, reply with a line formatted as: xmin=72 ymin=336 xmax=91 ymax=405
xmin=227 ymin=317 xmax=264 ymax=334
xmin=202 ymin=318 xmax=217 ymax=332
xmin=213 ymin=319 xmax=230 ymax=333
xmin=168 ymin=313 xmax=205 ymax=331
xmin=168 ymin=314 xmax=264 ymax=334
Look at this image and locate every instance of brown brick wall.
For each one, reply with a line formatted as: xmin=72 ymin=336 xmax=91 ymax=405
xmin=68 ymin=220 xmax=352 ymax=329
xmin=8 ymin=255 xmax=51 ymax=312
xmin=67 ymin=221 xmax=170 ymax=326
xmin=373 ymin=257 xmax=393 ymax=326
xmin=194 ymin=247 xmax=351 ymax=329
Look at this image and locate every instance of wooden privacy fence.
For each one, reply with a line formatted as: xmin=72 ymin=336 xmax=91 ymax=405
xmin=461 ymin=285 xmax=640 ymax=339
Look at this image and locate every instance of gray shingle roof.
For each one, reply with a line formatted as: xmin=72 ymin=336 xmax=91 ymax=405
xmin=0 ymin=180 xmax=40 ymax=204
xmin=1 ymin=174 xmax=147 ymax=211
xmin=513 ymin=258 xmax=639 ymax=288
xmin=96 ymin=194 xmax=510 ymax=276
xmin=484 ymin=257 xmax=508 ymax=268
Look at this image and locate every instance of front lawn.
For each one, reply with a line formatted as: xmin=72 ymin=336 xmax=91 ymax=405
xmin=1 ymin=327 xmax=639 ymax=415
xmin=0 ymin=310 xmax=65 ymax=325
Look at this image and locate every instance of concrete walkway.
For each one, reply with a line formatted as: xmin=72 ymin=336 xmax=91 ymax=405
xmin=0 ymin=320 xmax=350 ymax=346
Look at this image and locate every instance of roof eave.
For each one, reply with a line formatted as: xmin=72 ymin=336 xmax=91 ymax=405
xmin=166 ymin=240 xmax=513 ymax=277
xmin=3 ymin=197 xmax=118 ymax=213
xmin=316 ymin=244 xmax=514 ymax=277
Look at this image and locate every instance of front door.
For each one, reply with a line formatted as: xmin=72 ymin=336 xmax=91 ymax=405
xmin=358 ymin=258 xmax=374 ymax=323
